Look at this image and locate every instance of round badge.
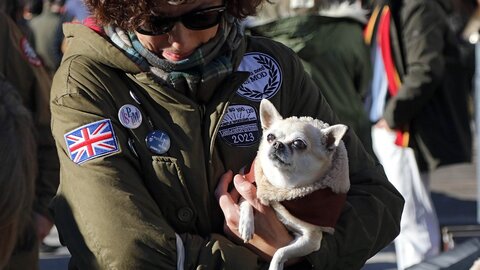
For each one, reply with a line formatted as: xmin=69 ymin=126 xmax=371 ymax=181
xmin=20 ymin=37 xmax=42 ymax=67
xmin=218 ymin=104 xmax=260 ymax=147
xmin=236 ymin=52 xmax=282 ymax=102
xmin=145 ymin=130 xmax=171 ymax=155
xmin=118 ymin=104 xmax=142 ymax=129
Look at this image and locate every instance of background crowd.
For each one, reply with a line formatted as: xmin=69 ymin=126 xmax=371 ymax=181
xmin=0 ymin=0 xmax=478 ymax=269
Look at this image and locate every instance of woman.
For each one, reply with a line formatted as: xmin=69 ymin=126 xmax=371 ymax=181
xmin=50 ymin=0 xmax=403 ymax=268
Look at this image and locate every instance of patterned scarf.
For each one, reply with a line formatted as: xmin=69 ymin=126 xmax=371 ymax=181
xmin=105 ymin=14 xmax=243 ymax=99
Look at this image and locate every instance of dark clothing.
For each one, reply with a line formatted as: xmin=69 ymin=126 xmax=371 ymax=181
xmin=0 ymin=12 xmax=59 ymax=223
xmin=0 ymin=12 xmax=59 ymax=270
xmin=366 ymin=0 xmax=472 ymax=171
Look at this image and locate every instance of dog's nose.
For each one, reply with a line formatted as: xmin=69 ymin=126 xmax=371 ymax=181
xmin=273 ymin=141 xmax=285 ymax=150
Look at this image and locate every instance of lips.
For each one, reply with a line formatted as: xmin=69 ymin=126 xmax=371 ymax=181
xmin=162 ymin=49 xmax=194 ymax=61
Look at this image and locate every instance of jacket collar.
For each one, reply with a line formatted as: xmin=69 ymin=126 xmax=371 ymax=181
xmin=62 ymin=23 xmax=142 ymax=74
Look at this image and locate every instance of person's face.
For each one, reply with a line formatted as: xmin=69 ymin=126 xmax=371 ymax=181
xmin=135 ymin=0 xmax=224 ymax=62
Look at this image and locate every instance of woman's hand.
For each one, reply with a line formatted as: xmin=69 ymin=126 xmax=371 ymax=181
xmin=215 ymin=170 xmax=293 ymax=261
xmin=375 ymin=118 xmax=391 ymax=130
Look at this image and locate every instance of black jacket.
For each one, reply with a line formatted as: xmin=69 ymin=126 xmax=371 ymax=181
xmin=367 ymin=0 xmax=472 ymax=171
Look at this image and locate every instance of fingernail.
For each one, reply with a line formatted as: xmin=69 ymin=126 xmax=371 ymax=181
xmin=233 ymin=175 xmax=244 ymax=186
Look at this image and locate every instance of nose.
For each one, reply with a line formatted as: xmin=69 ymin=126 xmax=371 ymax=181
xmin=273 ymin=141 xmax=285 ymax=150
xmin=167 ymin=22 xmax=190 ymax=46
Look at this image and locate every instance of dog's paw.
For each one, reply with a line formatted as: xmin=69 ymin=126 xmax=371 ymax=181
xmin=238 ymin=200 xmax=254 ymax=242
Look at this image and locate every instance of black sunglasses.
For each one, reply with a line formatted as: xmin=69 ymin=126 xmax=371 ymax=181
xmin=136 ymin=5 xmax=226 ymax=36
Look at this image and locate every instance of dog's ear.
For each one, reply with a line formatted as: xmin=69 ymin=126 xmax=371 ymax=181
xmin=260 ymin=99 xmax=282 ymax=129
xmin=324 ymin=124 xmax=348 ymax=151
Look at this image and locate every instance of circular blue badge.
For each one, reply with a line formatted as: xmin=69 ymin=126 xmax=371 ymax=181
xmin=145 ymin=130 xmax=171 ymax=155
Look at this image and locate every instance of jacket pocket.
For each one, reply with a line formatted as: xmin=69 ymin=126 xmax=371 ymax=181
xmin=148 ymin=156 xmax=196 ymax=233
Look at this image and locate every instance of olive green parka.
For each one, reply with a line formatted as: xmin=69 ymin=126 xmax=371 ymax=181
xmin=50 ymin=23 xmax=403 ymax=269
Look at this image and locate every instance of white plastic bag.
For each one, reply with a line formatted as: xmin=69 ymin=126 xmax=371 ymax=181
xmin=372 ymin=126 xmax=440 ymax=269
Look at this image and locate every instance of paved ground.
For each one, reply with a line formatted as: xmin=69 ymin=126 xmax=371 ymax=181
xmin=363 ymin=162 xmax=479 ymax=270
xmin=39 ymin=162 xmax=479 ymax=270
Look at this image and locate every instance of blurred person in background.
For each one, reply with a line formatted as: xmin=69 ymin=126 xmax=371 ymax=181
xmin=64 ymin=0 xmax=89 ymax=22
xmin=22 ymin=0 xmax=44 ymax=20
xmin=28 ymin=0 xmax=71 ymax=75
xmin=245 ymin=0 xmax=375 ymax=156
xmin=1 ymin=0 xmax=36 ymax=46
xmin=0 ymin=11 xmax=60 ymax=270
xmin=365 ymin=0 xmax=473 ymax=268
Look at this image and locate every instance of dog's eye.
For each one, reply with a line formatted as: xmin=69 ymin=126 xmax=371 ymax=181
xmin=292 ymin=139 xmax=307 ymax=150
xmin=267 ymin=134 xmax=276 ymax=143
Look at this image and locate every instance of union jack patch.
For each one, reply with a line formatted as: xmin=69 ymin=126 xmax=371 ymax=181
xmin=64 ymin=119 xmax=120 ymax=164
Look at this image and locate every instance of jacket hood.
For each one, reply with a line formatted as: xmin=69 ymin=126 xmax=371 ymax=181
xmin=62 ymin=23 xmax=142 ymax=74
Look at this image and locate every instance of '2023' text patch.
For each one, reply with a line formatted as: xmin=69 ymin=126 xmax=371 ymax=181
xmin=219 ymin=105 xmax=260 ymax=147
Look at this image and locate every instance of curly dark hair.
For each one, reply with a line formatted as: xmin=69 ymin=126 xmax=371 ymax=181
xmin=84 ymin=0 xmax=266 ymax=31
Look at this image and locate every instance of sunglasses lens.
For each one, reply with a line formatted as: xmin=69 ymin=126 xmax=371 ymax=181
xmin=137 ymin=18 xmax=174 ymax=35
xmin=182 ymin=9 xmax=223 ymax=30
xmin=136 ymin=6 xmax=225 ymax=36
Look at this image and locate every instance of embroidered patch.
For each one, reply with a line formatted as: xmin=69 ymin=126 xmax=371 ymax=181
xmin=236 ymin=52 xmax=282 ymax=102
xmin=219 ymin=105 xmax=260 ymax=146
xmin=64 ymin=119 xmax=120 ymax=164
xmin=20 ymin=37 xmax=42 ymax=67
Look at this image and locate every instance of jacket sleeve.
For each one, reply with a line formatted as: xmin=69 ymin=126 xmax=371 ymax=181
xmin=281 ymin=49 xmax=404 ymax=269
xmin=50 ymin=59 xmax=262 ymax=269
xmin=383 ymin=0 xmax=446 ymax=129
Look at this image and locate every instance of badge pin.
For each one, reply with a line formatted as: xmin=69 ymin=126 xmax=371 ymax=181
xmin=118 ymin=104 xmax=142 ymax=129
xmin=128 ymin=138 xmax=139 ymax=158
xmin=145 ymin=130 xmax=171 ymax=155
xmin=129 ymin=91 xmax=141 ymax=105
xmin=20 ymin=37 xmax=42 ymax=67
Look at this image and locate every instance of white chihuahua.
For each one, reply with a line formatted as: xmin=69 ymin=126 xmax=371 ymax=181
xmin=239 ymin=99 xmax=350 ymax=270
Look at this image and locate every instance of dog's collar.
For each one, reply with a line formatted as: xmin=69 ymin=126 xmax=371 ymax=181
xmin=280 ymin=188 xmax=346 ymax=230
